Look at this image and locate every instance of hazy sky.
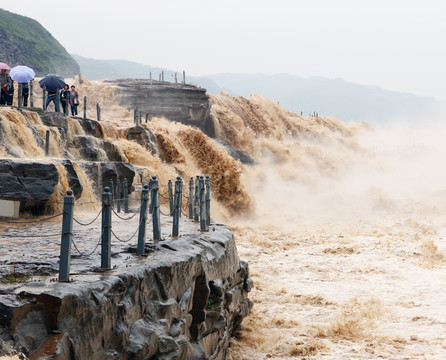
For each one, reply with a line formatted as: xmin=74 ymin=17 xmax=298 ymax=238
xmin=2 ymin=0 xmax=446 ymax=98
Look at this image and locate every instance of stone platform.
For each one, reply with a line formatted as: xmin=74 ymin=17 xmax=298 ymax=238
xmin=0 ymin=212 xmax=253 ymax=359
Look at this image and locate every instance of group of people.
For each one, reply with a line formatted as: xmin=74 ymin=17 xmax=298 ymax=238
xmin=1 ymin=68 xmax=80 ymax=117
xmin=46 ymin=84 xmax=79 ymax=116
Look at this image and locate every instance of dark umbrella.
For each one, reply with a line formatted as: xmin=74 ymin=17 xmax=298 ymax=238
xmin=10 ymin=65 xmax=35 ymax=83
xmin=39 ymin=74 xmax=65 ymax=92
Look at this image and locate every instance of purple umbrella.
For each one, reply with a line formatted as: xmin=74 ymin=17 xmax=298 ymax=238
xmin=10 ymin=65 xmax=35 ymax=83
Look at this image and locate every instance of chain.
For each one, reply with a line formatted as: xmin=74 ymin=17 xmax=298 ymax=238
xmin=72 ymin=234 xmax=102 ymax=257
xmin=0 ymin=232 xmax=60 ymax=238
xmin=73 ymin=208 xmax=102 ymax=226
xmin=111 ymin=221 xmax=141 ymax=243
xmin=181 ymin=209 xmax=190 ymax=217
xmin=0 ymin=212 xmax=63 ymax=224
xmin=112 ymin=209 xmax=138 ymax=221
xmin=159 ymin=209 xmax=171 ymax=216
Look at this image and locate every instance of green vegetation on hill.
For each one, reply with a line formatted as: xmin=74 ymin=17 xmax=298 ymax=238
xmin=0 ymin=8 xmax=79 ymax=77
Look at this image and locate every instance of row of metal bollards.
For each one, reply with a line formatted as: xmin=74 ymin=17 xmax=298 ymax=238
xmin=58 ymin=175 xmax=211 ymax=282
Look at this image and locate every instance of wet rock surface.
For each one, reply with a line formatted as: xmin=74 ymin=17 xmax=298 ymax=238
xmin=217 ymin=140 xmax=257 ymax=165
xmin=0 ymin=160 xmax=59 ymax=202
xmin=0 ymin=215 xmax=252 ymax=359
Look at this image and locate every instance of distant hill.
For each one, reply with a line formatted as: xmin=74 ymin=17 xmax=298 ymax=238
xmin=72 ymin=54 xmax=228 ymax=95
xmin=0 ymin=9 xmax=79 ymax=77
xmin=205 ymin=73 xmax=445 ymax=124
xmin=72 ymin=54 xmax=445 ymax=124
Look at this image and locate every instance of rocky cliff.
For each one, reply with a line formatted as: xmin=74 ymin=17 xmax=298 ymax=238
xmin=0 ymin=9 xmax=79 ymax=77
xmin=108 ymin=79 xmax=216 ymax=138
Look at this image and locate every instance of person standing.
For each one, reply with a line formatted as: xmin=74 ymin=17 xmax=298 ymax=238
xmin=0 ymin=69 xmax=8 ymax=105
xmin=70 ymin=85 xmax=79 ymax=116
xmin=5 ymin=75 xmax=14 ymax=106
xmin=46 ymin=90 xmax=60 ymax=112
xmin=21 ymin=82 xmax=29 ymax=107
xmin=60 ymin=84 xmax=70 ymax=114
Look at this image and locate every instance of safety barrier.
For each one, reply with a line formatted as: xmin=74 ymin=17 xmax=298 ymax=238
xmin=56 ymin=175 xmax=211 ymax=282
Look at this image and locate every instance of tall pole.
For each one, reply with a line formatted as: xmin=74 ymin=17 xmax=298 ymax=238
xmin=152 ymin=176 xmax=161 ymax=242
xmin=58 ymin=190 xmax=74 ymax=282
xmin=137 ymin=184 xmax=149 ymax=255
xmin=17 ymin=83 xmax=23 ymax=110
xmin=83 ymin=96 xmax=87 ymax=119
xmin=29 ymin=81 xmax=34 ymax=108
xmin=42 ymin=86 xmax=46 ymax=110
xmin=101 ymin=187 xmax=112 ymax=269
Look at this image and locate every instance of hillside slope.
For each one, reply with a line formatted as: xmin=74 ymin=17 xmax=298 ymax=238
xmin=206 ymin=73 xmax=445 ymax=124
xmin=0 ymin=8 xmax=79 ymax=77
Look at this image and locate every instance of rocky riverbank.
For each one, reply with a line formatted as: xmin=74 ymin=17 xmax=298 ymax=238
xmin=0 ymin=221 xmax=252 ymax=359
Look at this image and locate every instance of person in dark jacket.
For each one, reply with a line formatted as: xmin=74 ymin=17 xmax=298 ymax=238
xmin=21 ymin=82 xmax=29 ymax=107
xmin=60 ymin=84 xmax=70 ymax=114
xmin=5 ymin=75 xmax=14 ymax=106
xmin=0 ymin=69 xmax=7 ymax=105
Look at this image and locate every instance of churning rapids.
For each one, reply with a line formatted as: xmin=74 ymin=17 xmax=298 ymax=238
xmin=2 ymin=77 xmax=446 ymax=359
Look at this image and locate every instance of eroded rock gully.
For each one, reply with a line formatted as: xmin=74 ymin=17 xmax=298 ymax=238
xmin=0 ymin=225 xmax=253 ymax=359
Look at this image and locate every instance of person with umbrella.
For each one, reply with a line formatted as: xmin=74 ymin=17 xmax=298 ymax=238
xmin=10 ymin=65 xmax=35 ymax=107
xmin=39 ymin=74 xmax=65 ymax=112
xmin=0 ymin=62 xmax=11 ymax=105
xmin=0 ymin=69 xmax=7 ymax=105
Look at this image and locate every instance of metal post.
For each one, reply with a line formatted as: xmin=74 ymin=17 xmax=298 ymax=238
xmin=124 ymin=178 xmax=129 ymax=213
xmin=42 ymin=86 xmax=46 ymax=110
xmin=189 ymin=177 xmax=194 ymax=219
xmin=45 ymin=130 xmax=50 ymax=157
xmin=101 ymin=187 xmax=112 ymax=269
xmin=18 ymin=83 xmax=23 ymax=110
xmin=109 ymin=179 xmax=114 ymax=210
xmin=97 ymin=103 xmax=101 ymax=121
xmin=117 ymin=179 xmax=121 ymax=213
xmin=152 ymin=176 xmax=161 ymax=242
xmin=173 ymin=176 xmax=181 ymax=237
xmin=30 ymin=81 xmax=34 ymax=107
xmin=139 ymin=114 xmax=142 ymax=124
xmin=183 ymin=71 xmax=185 ymax=84
xmin=199 ymin=176 xmax=206 ymax=231
xmin=145 ymin=113 xmax=149 ymax=123
xmin=83 ymin=96 xmax=87 ymax=119
xmin=55 ymin=89 xmax=60 ymax=112
xmin=137 ymin=184 xmax=149 ymax=255
xmin=194 ymin=175 xmax=199 ymax=222
xmin=65 ymin=90 xmax=71 ymax=116
xmin=205 ymin=176 xmax=211 ymax=225
xmin=168 ymin=179 xmax=173 ymax=216
xmin=58 ymin=189 xmax=74 ymax=282
xmin=149 ymin=177 xmax=155 ymax=214
xmin=174 ymin=73 xmax=177 ymax=84
xmin=134 ymin=107 xmax=139 ymax=126
xmin=179 ymin=177 xmax=183 ymax=218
